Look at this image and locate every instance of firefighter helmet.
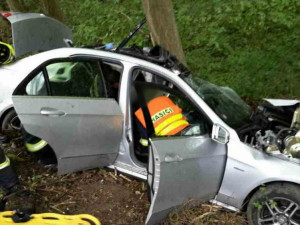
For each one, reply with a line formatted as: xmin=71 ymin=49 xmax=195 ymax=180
xmin=0 ymin=41 xmax=15 ymax=65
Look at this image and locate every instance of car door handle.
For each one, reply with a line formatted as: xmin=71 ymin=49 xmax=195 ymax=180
xmin=164 ymin=154 xmax=183 ymax=163
xmin=40 ymin=108 xmax=66 ymax=117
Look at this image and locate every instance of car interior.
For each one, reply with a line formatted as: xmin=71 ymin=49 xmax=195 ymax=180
xmin=23 ymin=59 xmax=211 ymax=167
xmin=130 ymin=69 xmax=211 ymax=164
xmin=25 ymin=60 xmax=122 ymax=100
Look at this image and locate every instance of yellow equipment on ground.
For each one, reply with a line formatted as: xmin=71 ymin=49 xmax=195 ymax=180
xmin=0 ymin=211 xmax=101 ymax=225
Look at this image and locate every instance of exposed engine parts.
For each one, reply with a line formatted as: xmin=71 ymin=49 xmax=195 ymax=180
xmin=255 ymin=130 xmax=276 ymax=150
xmin=238 ymin=102 xmax=300 ymax=160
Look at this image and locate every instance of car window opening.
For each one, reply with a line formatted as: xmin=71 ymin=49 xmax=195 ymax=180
xmin=130 ymin=69 xmax=211 ymax=164
xmin=25 ymin=59 xmax=122 ymax=101
xmin=22 ymin=59 xmax=123 ymax=168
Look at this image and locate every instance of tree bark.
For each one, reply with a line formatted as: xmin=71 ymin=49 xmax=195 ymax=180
xmin=6 ymin=0 xmax=24 ymax=12
xmin=40 ymin=0 xmax=63 ymax=22
xmin=142 ymin=0 xmax=186 ymax=65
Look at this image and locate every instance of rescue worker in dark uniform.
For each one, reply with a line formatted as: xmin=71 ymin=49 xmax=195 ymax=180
xmin=0 ymin=148 xmax=18 ymax=192
xmin=0 ymin=134 xmax=18 ymax=194
xmin=22 ymin=129 xmax=57 ymax=167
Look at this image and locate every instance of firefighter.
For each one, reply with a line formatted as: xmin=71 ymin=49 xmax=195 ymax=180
xmin=22 ymin=129 xmax=57 ymax=167
xmin=0 ymin=41 xmax=15 ymax=65
xmin=0 ymin=133 xmax=18 ymax=194
xmin=134 ymin=96 xmax=190 ymax=159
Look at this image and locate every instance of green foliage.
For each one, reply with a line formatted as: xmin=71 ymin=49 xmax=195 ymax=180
xmin=253 ymin=201 xmax=263 ymax=211
xmin=59 ymin=0 xmax=148 ymax=46
xmin=253 ymin=185 xmax=277 ymax=211
xmin=269 ymin=199 xmax=277 ymax=209
xmin=173 ymin=0 xmax=300 ymax=99
xmin=6 ymin=0 xmax=300 ymax=100
xmin=259 ymin=185 xmax=266 ymax=192
xmin=29 ymin=174 xmax=42 ymax=192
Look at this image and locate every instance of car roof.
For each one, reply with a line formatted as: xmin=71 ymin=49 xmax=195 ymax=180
xmin=3 ymin=47 xmax=177 ymax=77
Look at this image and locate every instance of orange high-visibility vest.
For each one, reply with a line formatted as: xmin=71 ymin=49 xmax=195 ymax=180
xmin=135 ymin=96 xmax=189 ymax=136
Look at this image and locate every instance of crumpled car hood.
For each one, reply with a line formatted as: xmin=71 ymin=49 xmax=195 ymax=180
xmin=264 ymin=98 xmax=300 ymax=107
xmin=1 ymin=12 xmax=73 ymax=57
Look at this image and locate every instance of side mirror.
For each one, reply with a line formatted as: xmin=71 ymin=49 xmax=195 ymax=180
xmin=212 ymin=124 xmax=229 ymax=144
xmin=0 ymin=42 xmax=15 ymax=65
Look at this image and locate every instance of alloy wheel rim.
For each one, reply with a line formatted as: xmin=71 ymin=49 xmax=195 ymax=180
xmin=258 ymin=197 xmax=300 ymax=225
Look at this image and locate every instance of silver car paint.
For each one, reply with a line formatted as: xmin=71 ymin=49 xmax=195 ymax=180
xmin=108 ymin=61 xmax=148 ymax=179
xmin=217 ymin=139 xmax=300 ymax=209
xmin=2 ymin=48 xmax=300 ymax=221
xmin=13 ymin=96 xmax=123 ymax=174
xmin=146 ymin=136 xmax=227 ymax=225
xmin=0 ymin=49 xmax=77 ymax=123
xmin=6 ymin=13 xmax=73 ymax=57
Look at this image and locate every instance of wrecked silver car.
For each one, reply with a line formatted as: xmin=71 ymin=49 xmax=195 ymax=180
xmin=1 ymin=17 xmax=300 ymax=225
xmin=0 ymin=44 xmax=299 ymax=224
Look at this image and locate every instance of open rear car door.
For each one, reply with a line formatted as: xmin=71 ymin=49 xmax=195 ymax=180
xmin=12 ymin=57 xmax=123 ymax=175
xmin=146 ymin=132 xmax=227 ymax=224
xmin=12 ymin=97 xmax=123 ymax=174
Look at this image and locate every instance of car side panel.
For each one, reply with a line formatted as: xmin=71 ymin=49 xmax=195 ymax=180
xmin=217 ymin=140 xmax=300 ymax=209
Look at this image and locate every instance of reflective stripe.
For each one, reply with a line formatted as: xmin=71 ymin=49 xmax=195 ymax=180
xmin=151 ymin=107 xmax=174 ymax=123
xmin=154 ymin=113 xmax=183 ymax=135
xmin=25 ymin=140 xmax=48 ymax=152
xmin=0 ymin=156 xmax=10 ymax=170
xmin=158 ymin=120 xmax=189 ymax=136
xmin=139 ymin=138 xmax=149 ymax=147
xmin=0 ymin=41 xmax=15 ymax=64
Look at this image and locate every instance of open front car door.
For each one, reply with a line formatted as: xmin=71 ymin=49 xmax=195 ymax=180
xmin=146 ymin=135 xmax=227 ymax=224
xmin=131 ymin=72 xmax=228 ymax=225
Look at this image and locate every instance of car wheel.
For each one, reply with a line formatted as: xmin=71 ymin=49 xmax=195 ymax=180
xmin=247 ymin=183 xmax=300 ymax=225
xmin=1 ymin=109 xmax=21 ymax=132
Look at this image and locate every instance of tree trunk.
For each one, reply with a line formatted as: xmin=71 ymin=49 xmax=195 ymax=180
xmin=142 ymin=0 xmax=186 ymax=65
xmin=40 ymin=0 xmax=63 ymax=22
xmin=6 ymin=0 xmax=24 ymax=12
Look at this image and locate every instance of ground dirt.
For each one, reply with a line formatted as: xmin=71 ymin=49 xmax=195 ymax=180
xmin=1 ymin=131 xmax=248 ymax=225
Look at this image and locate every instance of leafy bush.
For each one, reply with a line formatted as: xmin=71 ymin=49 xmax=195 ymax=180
xmin=173 ymin=0 xmax=300 ymax=99
xmin=2 ymin=0 xmax=299 ymax=100
xmin=60 ymin=0 xmax=299 ymax=100
xmin=60 ymin=0 xmax=147 ymax=46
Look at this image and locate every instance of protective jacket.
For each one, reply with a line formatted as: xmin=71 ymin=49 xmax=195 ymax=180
xmin=0 ymin=146 xmax=18 ymax=192
xmin=135 ymin=96 xmax=189 ymax=138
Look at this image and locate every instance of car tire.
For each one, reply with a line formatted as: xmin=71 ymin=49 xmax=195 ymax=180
xmin=247 ymin=183 xmax=300 ymax=225
xmin=1 ymin=109 xmax=21 ymax=132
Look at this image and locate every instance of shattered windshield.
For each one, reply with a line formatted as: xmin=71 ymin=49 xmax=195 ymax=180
xmin=182 ymin=76 xmax=251 ymax=129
